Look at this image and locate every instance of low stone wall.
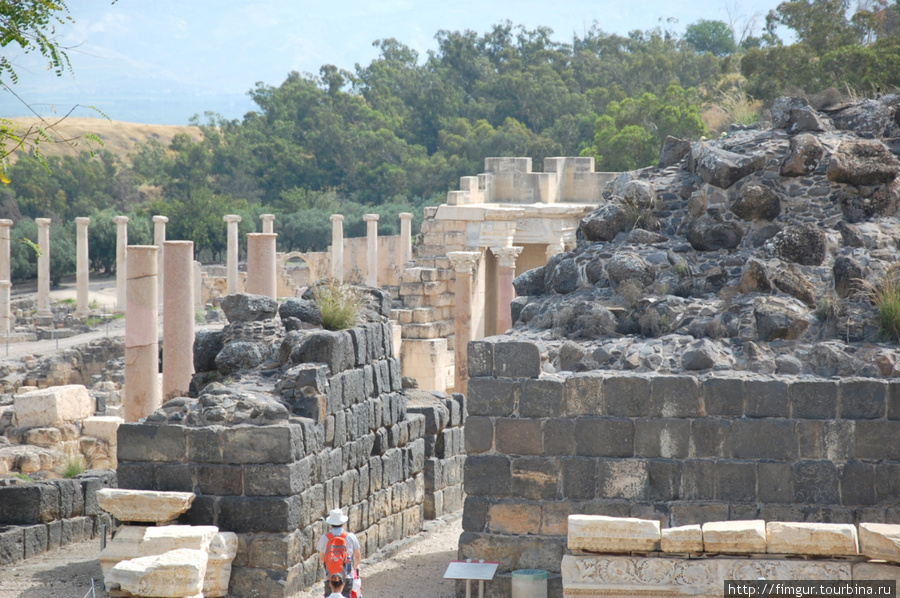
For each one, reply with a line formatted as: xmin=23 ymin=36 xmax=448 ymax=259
xmin=406 ymin=390 xmax=466 ymax=519
xmin=0 ymin=469 xmax=116 ymax=565
xmin=117 ymin=322 xmax=428 ymax=598
xmin=461 ymin=338 xmax=900 ymax=598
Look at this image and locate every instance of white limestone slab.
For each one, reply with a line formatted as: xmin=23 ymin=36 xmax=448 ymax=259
xmin=766 ymin=521 xmax=858 ymax=556
xmin=702 ymin=520 xmax=766 ymax=554
xmin=97 ymin=488 xmax=195 ymax=523
xmin=106 ymin=548 xmax=207 ymax=597
xmin=661 ymin=525 xmax=703 ymax=553
xmin=14 ymin=385 xmax=93 ymax=428
xmin=860 ymin=523 xmax=900 ymax=564
xmin=99 ymin=525 xmax=218 ymax=580
xmin=568 ymin=515 xmax=660 ymax=553
xmin=204 ymin=531 xmax=238 ymax=598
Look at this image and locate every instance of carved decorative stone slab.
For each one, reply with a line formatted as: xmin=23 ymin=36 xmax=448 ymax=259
xmin=569 ymin=515 xmax=660 ymax=553
xmin=766 ymin=522 xmax=858 ymax=556
xmin=97 ymin=488 xmax=195 ymax=523
xmin=562 ymin=555 xmax=852 ymax=597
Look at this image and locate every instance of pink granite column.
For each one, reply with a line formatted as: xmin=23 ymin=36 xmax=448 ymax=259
xmin=364 ymin=214 xmax=379 ymax=287
xmin=0 ymin=219 xmax=12 ymax=284
xmin=153 ymin=215 xmax=168 ymax=310
xmin=162 ymin=240 xmax=194 ymax=400
xmin=330 ymin=214 xmax=344 ymax=282
xmin=260 ymin=213 xmax=275 ymax=234
xmin=399 ymin=212 xmax=413 ymax=266
xmin=448 ymin=251 xmax=479 ymax=395
xmin=36 ymin=218 xmax=51 ymax=317
xmin=75 ymin=217 xmax=91 ymax=316
xmin=113 ymin=216 xmax=129 ymax=313
xmin=492 ymin=246 xmax=523 ymax=335
xmin=246 ymin=232 xmax=277 ymax=299
xmin=223 ymin=214 xmax=241 ymax=295
xmin=124 ymin=245 xmax=160 ymax=422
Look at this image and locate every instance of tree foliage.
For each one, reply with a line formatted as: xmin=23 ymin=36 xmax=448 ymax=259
xmin=684 ymin=20 xmax=737 ymax=56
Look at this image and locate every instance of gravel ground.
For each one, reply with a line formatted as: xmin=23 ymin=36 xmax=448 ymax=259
xmin=0 ymin=514 xmax=462 ymax=598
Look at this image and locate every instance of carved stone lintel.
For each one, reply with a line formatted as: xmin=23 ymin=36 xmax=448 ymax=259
xmin=447 ymin=251 xmax=480 ymax=274
xmin=492 ymin=246 xmax=523 ymax=269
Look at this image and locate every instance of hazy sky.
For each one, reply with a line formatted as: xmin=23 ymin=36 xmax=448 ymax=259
xmin=0 ymin=1 xmax=785 ymax=125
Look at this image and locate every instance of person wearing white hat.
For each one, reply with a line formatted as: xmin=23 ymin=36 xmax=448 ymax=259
xmin=317 ymin=508 xmax=361 ymax=597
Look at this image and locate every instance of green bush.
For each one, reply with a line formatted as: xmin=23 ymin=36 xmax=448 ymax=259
xmin=312 ymin=279 xmax=363 ymax=331
xmin=62 ymin=456 xmax=86 ymax=478
xmin=863 ymin=268 xmax=900 ymax=340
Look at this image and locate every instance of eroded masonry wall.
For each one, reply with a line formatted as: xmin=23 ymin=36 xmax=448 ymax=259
xmin=115 ymin=322 xmax=430 ymax=598
xmin=462 ymin=338 xmax=900 ymax=597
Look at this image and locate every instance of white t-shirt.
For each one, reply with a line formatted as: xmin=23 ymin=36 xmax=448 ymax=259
xmin=327 ymin=593 xmax=345 ymax=598
xmin=317 ymin=527 xmax=361 ymax=555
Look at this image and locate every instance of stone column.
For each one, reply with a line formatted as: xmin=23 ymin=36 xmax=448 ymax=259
xmin=124 ymin=245 xmax=160 ymax=422
xmin=260 ymin=213 xmax=275 ymax=234
xmin=0 ymin=219 xmax=13 ymax=284
xmin=36 ymin=218 xmax=51 ymax=317
xmin=546 ymin=240 xmax=564 ymax=261
xmin=223 ymin=215 xmax=242 ymax=295
xmin=330 ymin=214 xmax=344 ymax=282
xmin=364 ymin=213 xmax=379 ymax=287
xmin=153 ymin=215 xmax=168 ymax=310
xmin=194 ymin=260 xmax=203 ymax=308
xmin=0 ymin=280 xmax=10 ymax=335
xmin=162 ymin=241 xmax=194 ymax=401
xmin=492 ymin=246 xmax=523 ymax=335
xmin=399 ymin=212 xmax=413 ymax=265
xmin=246 ymin=233 xmax=277 ymax=299
xmin=448 ymin=251 xmax=480 ymax=395
xmin=75 ymin=217 xmax=91 ymax=316
xmin=113 ymin=216 xmax=129 ymax=313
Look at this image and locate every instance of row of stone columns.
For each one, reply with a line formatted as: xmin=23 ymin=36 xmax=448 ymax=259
xmin=329 ymin=212 xmax=414 ymax=285
xmin=448 ymin=245 xmax=524 ymax=395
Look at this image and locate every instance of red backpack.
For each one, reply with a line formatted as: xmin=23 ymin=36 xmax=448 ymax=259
xmin=324 ymin=531 xmax=352 ymax=577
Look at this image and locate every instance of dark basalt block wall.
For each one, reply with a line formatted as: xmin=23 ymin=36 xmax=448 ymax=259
xmin=462 ymin=338 xmax=900 ymax=598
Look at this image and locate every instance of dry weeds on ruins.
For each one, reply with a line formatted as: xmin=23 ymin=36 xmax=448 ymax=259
xmin=4 ymin=96 xmax=900 ymax=597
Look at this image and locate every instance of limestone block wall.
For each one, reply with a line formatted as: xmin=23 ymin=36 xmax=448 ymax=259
xmin=462 ymin=338 xmax=900 ymax=598
xmin=0 ymin=470 xmax=116 ymax=566
xmin=116 ymin=322 xmax=427 ymax=598
xmin=406 ymin=391 xmax=467 ymax=519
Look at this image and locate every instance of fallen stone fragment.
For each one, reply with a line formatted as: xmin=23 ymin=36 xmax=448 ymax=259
xmin=106 ymin=548 xmax=207 ymax=598
xmin=661 ymin=524 xmax=703 ymax=553
xmin=702 ymin=520 xmax=766 ymax=554
xmin=766 ymin=521 xmax=858 ymax=556
xmin=14 ymin=385 xmax=93 ymax=428
xmin=859 ymin=523 xmax=900 ymax=563
xmin=568 ymin=515 xmax=660 ymax=553
xmin=97 ymin=489 xmax=195 ymax=523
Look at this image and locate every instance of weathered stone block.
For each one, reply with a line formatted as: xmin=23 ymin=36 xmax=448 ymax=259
xmin=857 ymin=421 xmax=900 ymax=460
xmin=568 ymin=514 xmax=660 ymax=553
xmin=493 ymin=342 xmax=541 ymax=378
xmin=217 ymin=496 xmax=303 ymax=533
xmin=860 ymin=523 xmax=900 ymax=563
xmin=0 ymin=483 xmax=59 ymax=524
xmin=702 ymin=378 xmax=743 ymax=416
xmin=117 ymin=424 xmax=188 ymax=463
xmin=488 ymin=502 xmax=542 ymax=535
xmin=97 ymin=488 xmax=195 ymax=523
xmin=564 ymin=374 xmax=603 ymax=416
xmin=745 ymin=379 xmax=789 ymax=418
xmin=464 ymin=455 xmax=511 ymax=497
xmin=650 ymin=376 xmax=701 ymax=417
xmin=221 ymin=424 xmax=302 ymax=464
xmin=464 ymin=416 xmax=493 ymax=454
xmin=468 ymin=341 xmax=493 ymax=378
xmin=634 ymin=419 xmax=689 ymax=458
xmin=690 ymin=419 xmax=731 ymax=458
xmin=14 ymin=384 xmax=93 ymax=428
xmin=792 ymin=379 xmax=839 ymax=419
xmin=842 ymin=461 xmax=876 ymax=505
xmin=758 ymin=462 xmax=793 ymax=503
xmin=682 ymin=460 xmax=715 ymax=500
xmin=597 ymin=459 xmax=648 ymax=501
xmin=766 ymin=521 xmax=858 ymax=556
xmin=495 ymin=418 xmax=543 ymax=455
xmin=604 ymin=375 xmax=651 ymax=417
xmin=732 ymin=419 xmax=798 ymax=460
xmin=459 ymin=531 xmax=566 ymax=573
xmin=196 ymin=465 xmax=243 ymax=496
xmin=841 ymin=378 xmax=887 ymax=419
xmin=648 ymin=459 xmax=682 ymax=501
xmin=671 ymin=502 xmax=729 ymax=527
xmin=793 ymin=460 xmax=840 ymax=505
xmin=244 ymin=459 xmax=312 ymax=496
xmin=576 ymin=418 xmax=634 ymax=457
xmin=23 ymin=524 xmax=47 ymax=559
xmin=543 ymin=418 xmax=575 ymax=456
xmin=107 ymin=548 xmax=207 ymax=598
xmin=467 ymin=378 xmax=518 ymax=417
xmin=511 ymin=457 xmax=559 ymax=501
xmin=561 ymin=457 xmax=597 ymax=500
xmin=702 ymin=520 xmax=766 ymax=553
xmin=0 ymin=526 xmax=24 ymax=565
xmin=520 ymin=377 xmax=565 ymax=418
xmin=660 ymin=524 xmax=702 ymax=553
xmin=715 ymin=460 xmax=757 ymax=502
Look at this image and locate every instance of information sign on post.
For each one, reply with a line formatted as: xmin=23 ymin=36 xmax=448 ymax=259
xmin=444 ymin=560 xmax=499 ymax=598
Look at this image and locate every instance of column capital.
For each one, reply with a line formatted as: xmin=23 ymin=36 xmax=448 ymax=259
xmin=492 ymin=246 xmax=523 ymax=269
xmin=152 ymin=215 xmax=169 ymax=224
xmin=259 ymin=213 xmax=275 ymax=222
xmin=35 ymin=218 xmax=51 ymax=226
xmin=363 ymin=213 xmax=380 ymax=222
xmin=113 ymin=215 xmax=129 ymax=224
xmin=0 ymin=219 xmax=12 ymax=228
xmin=330 ymin=214 xmax=344 ymax=223
xmin=76 ymin=217 xmax=91 ymax=226
xmin=223 ymin=214 xmax=242 ymax=224
xmin=447 ymin=251 xmax=480 ymax=274
xmin=399 ymin=212 xmax=414 ymax=221
xmin=0 ymin=280 xmax=11 ymax=288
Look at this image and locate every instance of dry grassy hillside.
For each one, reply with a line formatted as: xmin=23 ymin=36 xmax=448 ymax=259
xmin=1 ymin=116 xmax=204 ymax=162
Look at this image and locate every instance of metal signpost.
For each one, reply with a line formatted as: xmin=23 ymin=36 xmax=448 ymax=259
xmin=444 ymin=559 xmax=499 ymax=598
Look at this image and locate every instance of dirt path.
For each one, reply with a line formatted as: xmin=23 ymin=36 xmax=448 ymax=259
xmin=0 ymin=514 xmax=463 ymax=598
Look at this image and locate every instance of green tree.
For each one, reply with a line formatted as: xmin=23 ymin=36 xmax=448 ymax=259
xmin=764 ymin=0 xmax=864 ymax=55
xmin=683 ymin=20 xmax=737 ymax=56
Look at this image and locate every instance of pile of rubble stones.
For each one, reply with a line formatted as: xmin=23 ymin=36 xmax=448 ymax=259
xmin=511 ymin=95 xmax=900 ymax=378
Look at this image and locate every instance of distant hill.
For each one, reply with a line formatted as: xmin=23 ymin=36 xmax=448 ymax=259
xmin=2 ymin=117 xmax=204 ymax=162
